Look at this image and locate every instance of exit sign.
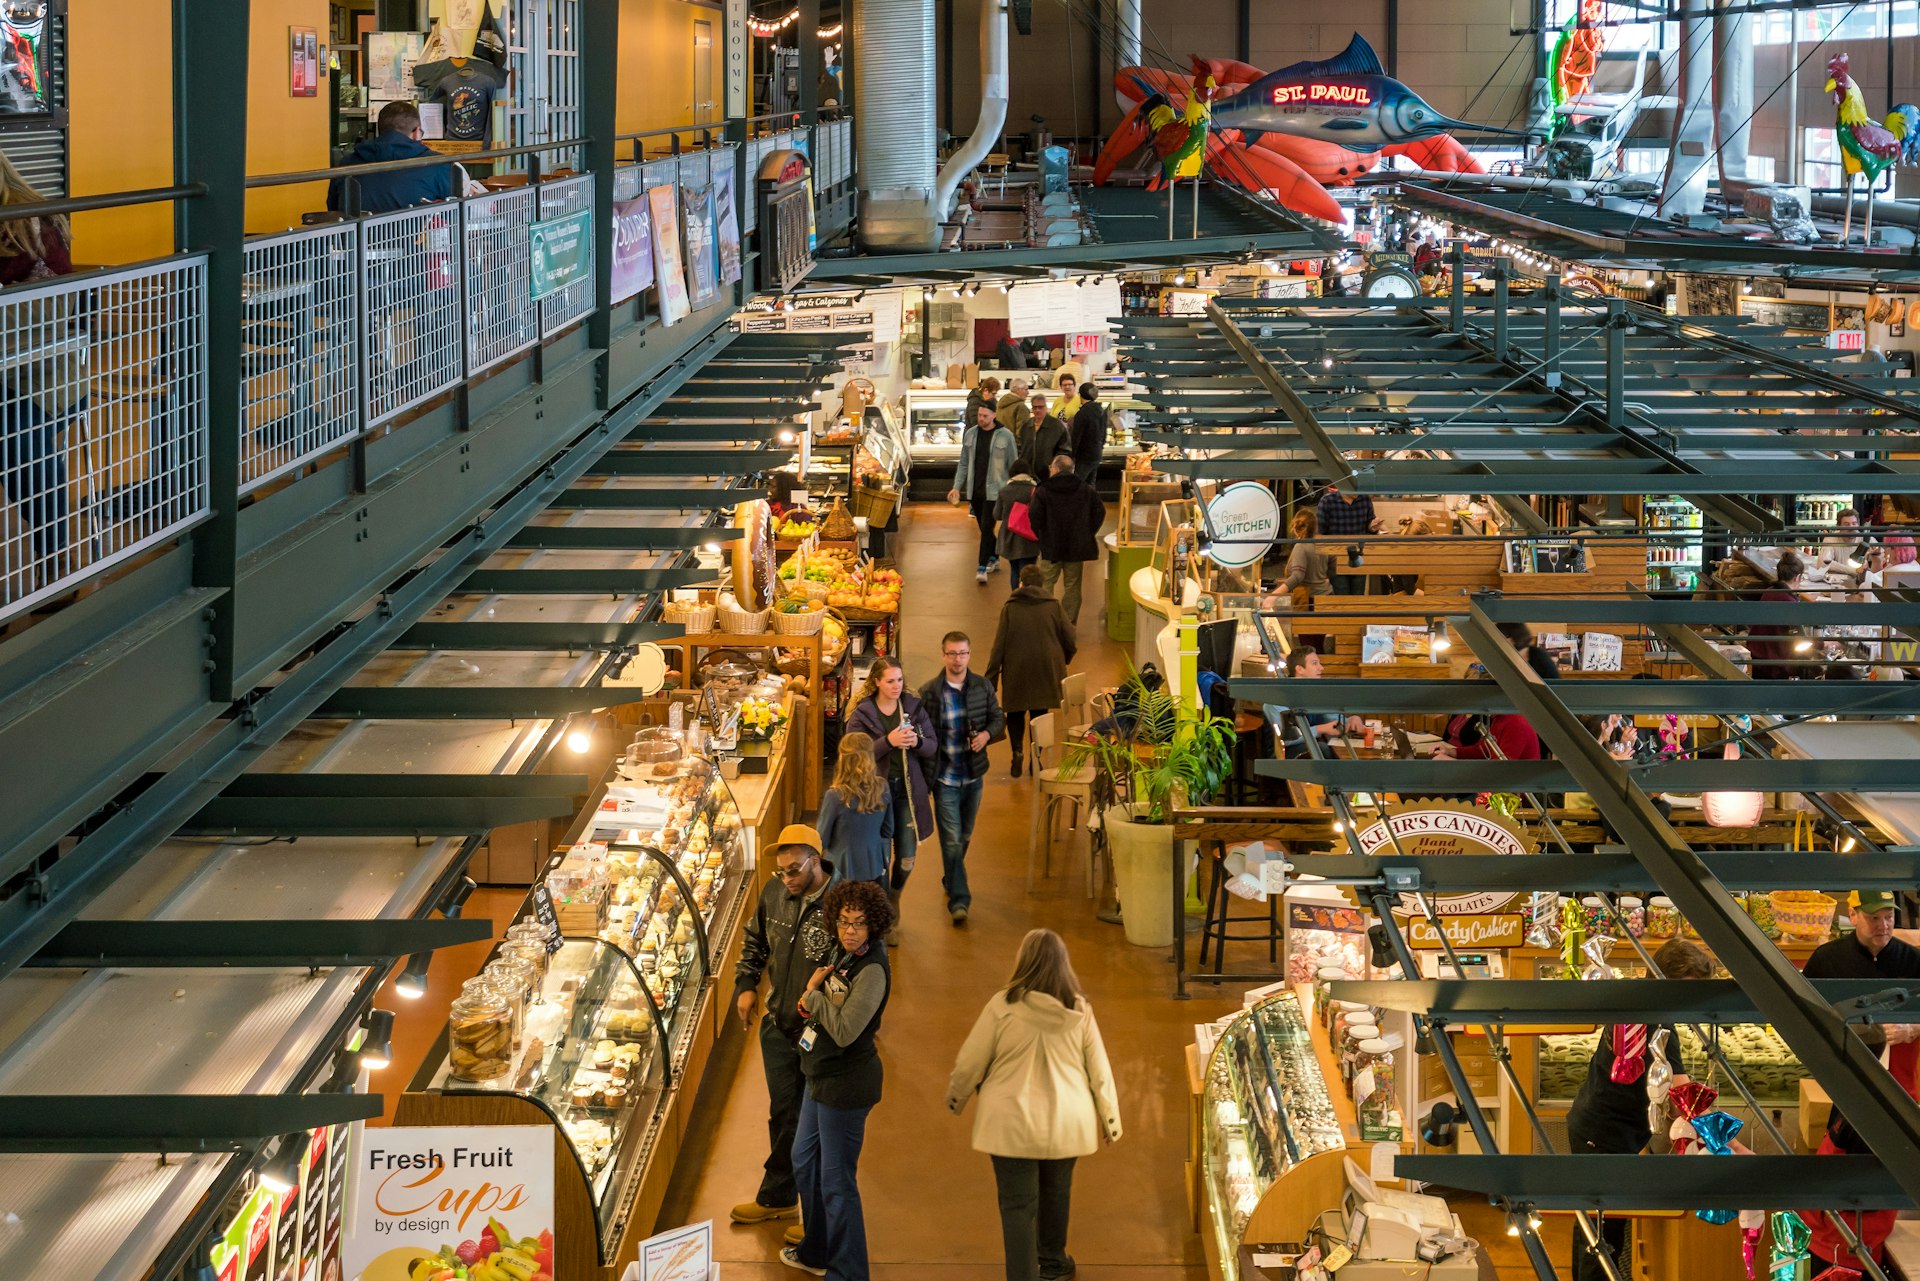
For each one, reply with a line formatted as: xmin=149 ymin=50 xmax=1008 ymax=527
xmin=1070 ymin=332 xmax=1105 ymax=355
xmin=1827 ymin=329 xmax=1866 ymax=351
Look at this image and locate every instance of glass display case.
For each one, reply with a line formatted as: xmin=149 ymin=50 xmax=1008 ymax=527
xmin=1201 ymin=992 xmax=1347 ymax=1278
xmin=1644 ymin=496 xmax=1704 ymax=591
xmin=417 ymin=936 xmax=674 ymax=1243
xmin=857 ymin=404 xmax=910 ymax=487
xmin=904 ymin=388 xmax=971 ymax=460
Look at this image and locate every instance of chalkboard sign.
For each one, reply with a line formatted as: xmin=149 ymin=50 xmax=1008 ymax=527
xmin=530 ymin=883 xmax=564 ymax=953
xmin=1738 ymin=297 xmax=1858 ymax=333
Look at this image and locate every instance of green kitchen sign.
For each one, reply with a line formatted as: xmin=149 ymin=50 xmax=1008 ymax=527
xmin=530 ymin=209 xmax=593 ymax=301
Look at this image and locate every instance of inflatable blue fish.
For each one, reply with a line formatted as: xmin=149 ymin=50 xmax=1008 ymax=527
xmin=1210 ymin=34 xmax=1534 ymax=153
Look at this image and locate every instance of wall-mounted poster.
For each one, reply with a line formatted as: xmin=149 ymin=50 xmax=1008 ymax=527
xmin=681 ymin=184 xmax=719 ymax=311
xmin=0 ymin=0 xmax=54 ymax=117
xmin=343 ymin=1125 xmax=554 ymax=1281
xmin=364 ymin=31 xmax=424 ymax=106
xmin=649 ymin=185 xmax=691 ymax=326
xmin=714 ymin=166 xmax=742 ymax=287
xmin=290 ymin=27 xmax=319 ymax=97
xmin=610 ymin=195 xmax=655 ymax=305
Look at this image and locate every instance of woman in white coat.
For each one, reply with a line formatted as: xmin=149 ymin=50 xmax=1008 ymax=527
xmin=946 ymin=929 xmax=1122 ymax=1281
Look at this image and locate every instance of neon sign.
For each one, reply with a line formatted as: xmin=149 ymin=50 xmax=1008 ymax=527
xmin=1270 ymin=82 xmax=1374 ymax=107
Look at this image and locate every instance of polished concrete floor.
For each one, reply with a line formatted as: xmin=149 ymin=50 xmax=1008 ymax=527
xmin=660 ymin=502 xmax=1237 ymax=1278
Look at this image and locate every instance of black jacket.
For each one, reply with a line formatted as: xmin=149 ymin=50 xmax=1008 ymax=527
xmin=1068 ymin=400 xmax=1108 ymax=477
xmin=916 ymin=670 xmax=1007 ymax=782
xmin=1028 ymin=470 xmax=1105 ymax=564
xmin=326 ymin=131 xmax=456 ymax=213
xmin=1023 ymin=414 xmax=1069 ymax=476
xmin=733 ymin=859 xmax=839 ymax=1037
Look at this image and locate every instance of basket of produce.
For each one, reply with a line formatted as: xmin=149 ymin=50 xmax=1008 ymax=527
xmin=796 ymin=578 xmax=834 ymax=603
xmin=1769 ymin=890 xmax=1838 ymax=943
xmin=776 ymin=511 xmax=819 ymax=541
xmin=820 ymin=497 xmax=858 ymax=541
xmin=717 ymin=602 xmax=771 ymax=634
xmin=850 ymin=483 xmax=898 ymax=527
xmin=771 ymin=597 xmax=827 ymax=635
xmin=662 ymin=600 xmax=716 ymax=632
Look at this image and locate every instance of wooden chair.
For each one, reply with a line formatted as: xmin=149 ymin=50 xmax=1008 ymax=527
xmin=1028 ymin=711 xmax=1094 ymax=891
xmin=1059 ymin=671 xmax=1089 ymax=738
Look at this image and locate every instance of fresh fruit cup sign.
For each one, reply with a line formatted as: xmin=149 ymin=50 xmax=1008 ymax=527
xmin=345 ymin=1127 xmax=554 ymax=1281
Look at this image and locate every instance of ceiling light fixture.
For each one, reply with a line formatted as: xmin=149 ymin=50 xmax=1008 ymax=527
xmin=439 ymin=877 xmax=476 ymax=919
xmin=358 ymin=1009 xmax=396 ymax=1071
xmin=566 ymin=717 xmax=595 ymax=754
xmin=393 ymin=952 xmax=431 ymax=1000
xmin=258 ymin=1131 xmax=311 ymax=1196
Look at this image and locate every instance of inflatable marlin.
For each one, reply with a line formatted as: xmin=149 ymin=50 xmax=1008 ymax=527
xmin=1211 ymin=34 xmax=1534 ymax=153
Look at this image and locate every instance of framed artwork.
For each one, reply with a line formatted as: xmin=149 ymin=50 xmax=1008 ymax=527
xmin=0 ymin=0 xmax=58 ymax=120
xmin=290 ymin=26 xmax=319 ymax=97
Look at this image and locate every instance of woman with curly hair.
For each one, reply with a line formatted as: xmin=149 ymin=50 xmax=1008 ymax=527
xmin=783 ymin=879 xmax=894 ymax=1279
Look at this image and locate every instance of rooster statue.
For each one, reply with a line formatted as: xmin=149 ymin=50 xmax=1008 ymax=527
xmin=1138 ymin=69 xmax=1217 ymax=237
xmin=1825 ymin=52 xmax=1917 ymax=244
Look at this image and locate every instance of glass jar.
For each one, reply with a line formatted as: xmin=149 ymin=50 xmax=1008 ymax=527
xmin=1356 ymin=1033 xmax=1405 ymax=1139
xmin=1327 ymin=997 xmax=1371 ymax=1034
xmin=1619 ymin=896 xmax=1646 ymax=938
xmin=502 ymin=937 xmax=550 ymax=988
xmin=1313 ymin=967 xmax=1346 ymax=1022
xmin=485 ymin=954 xmax=538 ymax=1052
xmin=1581 ymin=895 xmax=1610 ymax=938
xmin=1647 ymin=895 xmax=1678 ymax=938
xmin=1341 ymin=1020 xmax=1381 ymax=1087
xmin=447 ymin=978 xmax=513 ymax=1082
xmin=1746 ymin=892 xmax=1779 ymax=940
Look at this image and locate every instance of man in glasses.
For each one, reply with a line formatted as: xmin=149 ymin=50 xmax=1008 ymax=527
xmin=731 ymin=824 xmax=839 ymax=1228
xmin=917 ymin=631 xmax=1006 ymax=925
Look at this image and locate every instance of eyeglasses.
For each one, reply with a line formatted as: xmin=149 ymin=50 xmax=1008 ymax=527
xmin=837 ymin=916 xmax=870 ymax=930
xmin=943 ymin=648 xmax=969 ymax=658
xmin=776 ymin=857 xmax=814 ymax=880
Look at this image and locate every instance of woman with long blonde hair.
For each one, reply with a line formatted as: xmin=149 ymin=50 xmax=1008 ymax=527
xmin=845 ymin=655 xmax=935 ymax=942
xmin=947 ymin=929 xmax=1122 ymax=1281
xmin=817 ymin=731 xmax=893 ymax=886
xmin=0 ymin=150 xmax=69 ymax=280
xmin=0 ymin=149 xmax=77 ymax=586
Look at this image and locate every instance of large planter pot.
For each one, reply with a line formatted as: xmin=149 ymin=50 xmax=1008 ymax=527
xmin=1106 ymin=804 xmax=1177 ymax=948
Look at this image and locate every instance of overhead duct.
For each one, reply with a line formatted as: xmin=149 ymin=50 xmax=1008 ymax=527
xmin=933 ymin=0 xmax=1010 ymax=222
xmin=1713 ymin=5 xmax=1753 ymax=193
xmin=854 ymin=0 xmax=938 ymax=250
xmin=1658 ymin=0 xmax=1714 ymax=220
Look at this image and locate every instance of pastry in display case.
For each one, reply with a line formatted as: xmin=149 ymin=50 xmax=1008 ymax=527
xmin=1537 ymin=1024 xmax=1808 ymax=1105
xmin=903 ymin=388 xmax=971 ymax=460
xmin=1200 ymin=992 xmax=1348 ymax=1280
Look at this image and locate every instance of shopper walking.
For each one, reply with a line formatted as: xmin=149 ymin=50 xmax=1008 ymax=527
xmin=783 ymin=880 xmax=895 ymax=1280
xmin=986 ymin=565 xmax=1077 ymax=777
xmin=952 ymin=400 xmax=1019 ymax=584
xmin=947 ymin=929 xmax=1122 ymax=1281
xmin=1028 ymin=455 xmax=1105 ymax=627
xmin=1023 ymin=392 xmax=1068 ymax=478
xmin=1066 ymin=383 xmax=1108 ymax=485
xmin=1563 ymin=938 xmax=1708 ymax=1281
xmin=997 ymin=377 xmax=1032 ymax=440
xmin=918 ymin=631 xmax=1007 ymax=924
xmin=995 ymin=466 xmax=1043 ymax=584
xmin=731 ymin=824 xmax=840 ymax=1228
xmin=966 ymin=377 xmax=1002 ymax=429
xmin=846 ymin=656 xmax=935 ymax=945
xmin=817 ymin=733 xmax=894 ymax=889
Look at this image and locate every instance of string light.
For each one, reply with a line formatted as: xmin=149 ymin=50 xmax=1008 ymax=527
xmin=748 ymin=9 xmax=842 ymax=37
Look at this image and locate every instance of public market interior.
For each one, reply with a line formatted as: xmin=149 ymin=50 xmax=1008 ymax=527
xmin=25 ymin=2 xmax=1920 ymax=1281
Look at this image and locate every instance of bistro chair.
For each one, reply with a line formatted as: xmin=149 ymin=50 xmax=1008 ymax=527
xmin=1027 ymin=710 xmax=1094 ymax=891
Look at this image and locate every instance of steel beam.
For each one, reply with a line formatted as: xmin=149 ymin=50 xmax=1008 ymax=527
xmin=310 ymin=686 xmax=650 ymax=720
xmin=26 ymin=917 xmax=496 ymax=969
xmin=1286 ymin=851 xmax=1920 ymax=891
xmin=552 ymin=486 xmax=765 ymax=509
xmin=456 ymin=568 xmax=716 ymax=595
xmin=1229 ymin=676 xmax=1920 ymax=716
xmin=1454 ymin=602 xmax=1920 ymax=1204
xmin=1475 ymin=595 xmax=1920 ymax=627
xmin=1260 ymin=756 xmax=1920 ymax=793
xmin=802 ymin=232 xmax=1334 ymax=278
xmin=1332 ymin=979 xmax=1920 ymax=1024
xmin=586 ymin=448 xmax=794 ymax=474
xmin=502 ymin=526 xmax=738 ymax=551
xmin=393 ymin=621 xmax=684 ymax=650
xmin=182 ymin=771 xmax=586 ymax=835
xmin=1207 ymin=300 xmax=1354 ymax=491
xmin=0 ymin=1094 xmax=385 ymax=1153
xmin=1392 ymin=1155 xmax=1909 ymax=1212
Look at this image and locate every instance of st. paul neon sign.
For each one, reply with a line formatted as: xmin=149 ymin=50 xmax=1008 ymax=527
xmin=1270 ymin=82 xmax=1374 ymax=106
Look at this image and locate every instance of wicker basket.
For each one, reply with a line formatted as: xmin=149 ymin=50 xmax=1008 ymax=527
xmin=717 ymin=604 xmax=770 ymax=634
xmin=837 ymin=603 xmax=896 ymax=623
xmin=850 ymin=484 xmax=898 ymax=527
xmin=771 ymin=606 xmax=826 ymax=636
xmin=797 ymin=579 xmax=833 ymax=603
xmin=820 ymin=498 xmax=858 ymax=541
xmin=663 ymin=601 xmax=716 ymax=632
xmin=1769 ymin=890 xmax=1838 ymax=942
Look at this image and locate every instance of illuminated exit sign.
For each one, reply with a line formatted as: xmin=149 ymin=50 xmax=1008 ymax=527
xmin=1271 ymin=83 xmax=1374 ymax=106
xmin=1826 ymin=329 xmax=1865 ymax=351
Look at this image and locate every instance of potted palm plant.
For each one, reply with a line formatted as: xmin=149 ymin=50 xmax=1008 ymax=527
xmin=1063 ymin=668 xmax=1235 ymax=947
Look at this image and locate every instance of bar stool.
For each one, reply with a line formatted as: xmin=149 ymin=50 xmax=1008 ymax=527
xmin=1197 ymin=838 xmax=1283 ymax=974
xmin=1028 ymin=711 xmax=1093 ymax=891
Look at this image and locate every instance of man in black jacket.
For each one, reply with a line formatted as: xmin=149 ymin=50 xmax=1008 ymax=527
xmin=1068 ymin=381 xmax=1109 ymax=484
xmin=1023 ymin=390 xmax=1069 ymax=477
xmin=917 ymin=633 xmax=1007 ymax=925
xmin=326 ymin=101 xmax=456 ymax=213
xmin=1028 ymin=454 xmax=1106 ymax=626
xmin=731 ymin=824 xmax=839 ymax=1225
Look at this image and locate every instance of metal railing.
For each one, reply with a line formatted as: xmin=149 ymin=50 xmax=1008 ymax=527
xmin=2 ymin=256 xmax=211 ymax=624
xmin=241 ymin=222 xmax=360 ymax=491
xmin=464 ymin=186 xmax=540 ymax=375
xmin=537 ymin=174 xmax=597 ymax=337
xmin=362 ymin=201 xmax=467 ymax=427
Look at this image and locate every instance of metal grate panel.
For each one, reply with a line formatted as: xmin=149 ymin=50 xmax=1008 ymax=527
xmin=361 ymin=203 xmax=463 ymax=426
xmin=537 ymin=174 xmax=594 ymax=336
xmin=464 ymin=186 xmax=539 ymax=374
xmin=1 ymin=256 xmax=210 ymax=624
xmin=239 ymin=223 xmax=361 ymax=493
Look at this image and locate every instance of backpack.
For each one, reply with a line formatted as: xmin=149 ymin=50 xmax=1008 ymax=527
xmin=1007 ymin=498 xmax=1036 ymax=541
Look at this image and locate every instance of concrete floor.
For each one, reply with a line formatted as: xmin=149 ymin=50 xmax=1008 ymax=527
xmin=660 ymin=502 xmax=1239 ymax=1278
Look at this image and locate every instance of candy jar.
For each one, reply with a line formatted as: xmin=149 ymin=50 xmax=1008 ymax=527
xmin=447 ymin=978 xmax=513 ymax=1082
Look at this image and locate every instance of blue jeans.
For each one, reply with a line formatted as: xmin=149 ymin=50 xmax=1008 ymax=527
xmin=2 ymin=392 xmax=73 ymax=567
xmin=933 ymin=776 xmax=983 ymax=911
xmin=885 ymin=775 xmax=917 ymax=893
xmin=792 ymin=1091 xmax=873 ymax=1280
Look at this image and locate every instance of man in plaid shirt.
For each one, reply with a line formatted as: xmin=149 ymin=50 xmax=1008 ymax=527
xmin=1316 ymin=489 xmax=1382 ymax=593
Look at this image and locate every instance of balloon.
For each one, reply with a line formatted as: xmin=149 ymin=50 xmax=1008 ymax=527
xmin=1743 ymin=1224 xmax=1763 ymax=1279
xmin=1561 ymin=897 xmax=1586 ymax=974
xmin=1669 ymin=1081 xmax=1720 ymax=1120
xmin=1582 ymin=935 xmax=1620 ymax=981
xmin=1692 ymin=1110 xmax=1744 ymax=1155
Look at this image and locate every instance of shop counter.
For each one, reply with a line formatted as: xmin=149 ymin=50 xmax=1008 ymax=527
xmin=1104 ymin=534 xmax=1154 ymax=642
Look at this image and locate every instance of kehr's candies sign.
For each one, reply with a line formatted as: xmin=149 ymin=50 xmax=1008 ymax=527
xmin=344 ymin=1126 xmax=553 ymax=1281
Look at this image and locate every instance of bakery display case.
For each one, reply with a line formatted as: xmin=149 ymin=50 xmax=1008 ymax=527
xmin=1200 ymin=992 xmax=1349 ymax=1281
xmin=857 ymin=403 xmax=911 ymax=488
xmin=903 ymin=388 xmax=972 ymax=461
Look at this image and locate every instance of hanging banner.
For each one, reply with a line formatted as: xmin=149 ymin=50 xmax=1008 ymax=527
xmin=1202 ymin=481 xmax=1283 ymax=568
xmin=724 ymin=0 xmax=748 ymax=118
xmin=529 ymin=210 xmax=592 ymax=302
xmin=649 ymin=185 xmax=691 ymax=326
xmin=610 ymin=195 xmax=655 ymax=305
xmin=714 ymin=167 xmax=743 ymax=287
xmin=343 ymin=1126 xmax=554 ymax=1281
xmin=681 ymin=184 xmax=720 ymax=310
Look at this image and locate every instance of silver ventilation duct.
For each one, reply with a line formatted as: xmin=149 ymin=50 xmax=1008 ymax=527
xmin=933 ymin=0 xmax=1010 ymax=221
xmin=1713 ymin=6 xmax=1753 ymax=192
xmin=1658 ymin=0 xmax=1714 ymax=219
xmin=854 ymin=0 xmax=938 ymax=250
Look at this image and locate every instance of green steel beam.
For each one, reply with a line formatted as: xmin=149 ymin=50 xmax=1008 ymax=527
xmin=1391 ymin=1156 xmax=1908 ymax=1212
xmin=502 ymin=526 xmax=739 ymax=551
xmin=213 ymin=773 xmax=589 ymax=798
xmin=1206 ymin=300 xmax=1354 ymax=492
xmin=652 ymin=400 xmax=813 ymax=417
xmin=553 ymin=486 xmax=765 ymax=509
xmin=803 ymin=231 xmax=1330 ymax=278
xmin=586 ymin=448 xmax=794 ymax=474
xmin=182 ymin=791 xmax=580 ymax=836
xmin=393 ymin=621 xmax=685 ymax=650
xmin=0 ymin=1094 xmax=387 ymax=1153
xmin=26 ymin=917 xmax=497 ymax=969
xmin=1282 ymin=851 xmax=1920 ymax=892
xmin=1153 ymin=456 xmax=1920 ymax=493
xmin=1332 ymin=979 xmax=1920 ymax=1024
xmin=1259 ymin=756 xmax=1920 ymax=793
xmin=1230 ymin=677 xmax=1920 ymax=715
xmin=1475 ymin=595 xmax=1920 ymax=626
xmin=456 ymin=568 xmax=717 ymax=595
xmin=311 ymin=686 xmax=650 ymax=720
xmin=620 ymin=421 xmax=794 ymax=442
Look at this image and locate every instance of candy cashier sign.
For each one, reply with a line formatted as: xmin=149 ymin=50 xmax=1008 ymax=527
xmin=344 ymin=1127 xmax=554 ymax=1281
